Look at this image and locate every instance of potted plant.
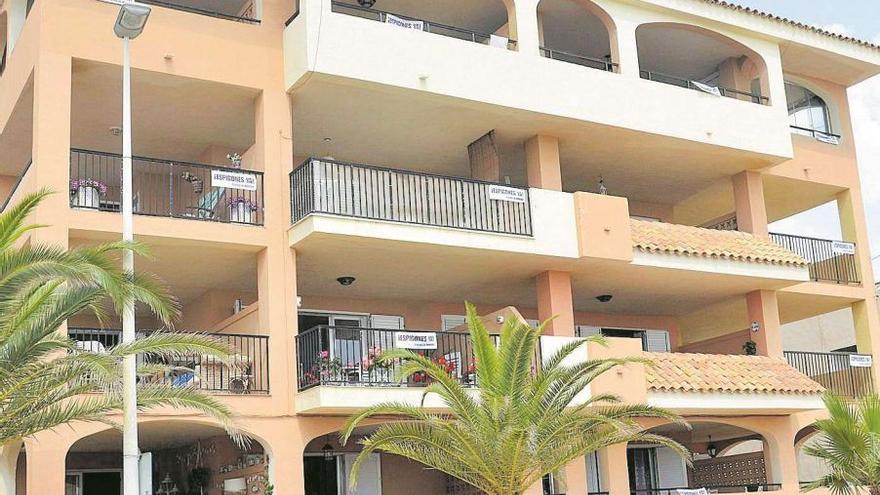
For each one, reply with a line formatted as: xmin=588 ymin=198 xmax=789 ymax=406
xmin=226 ymin=196 xmax=258 ymax=223
xmin=363 ymin=346 xmax=394 ymax=383
xmin=69 ymin=178 xmax=107 ymax=208
xmin=318 ymin=351 xmax=342 ymax=381
xmin=743 ymin=340 xmax=757 ymax=356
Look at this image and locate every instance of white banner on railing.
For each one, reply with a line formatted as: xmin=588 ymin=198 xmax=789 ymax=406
xmin=850 ymin=354 xmax=873 ymax=368
xmin=211 ymin=170 xmax=258 ymax=191
xmin=692 ymin=81 xmax=722 ymax=97
xmin=816 ymin=133 xmax=841 ymax=145
xmin=394 ymin=332 xmax=438 ymax=350
xmin=488 ymin=185 xmax=527 ymax=203
xmin=385 ymin=14 xmax=424 ymax=30
xmin=832 ymin=240 xmax=856 ymax=255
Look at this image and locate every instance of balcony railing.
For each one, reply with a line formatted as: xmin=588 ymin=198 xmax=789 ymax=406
xmin=0 ymin=160 xmax=32 ymax=212
xmin=295 ymin=325 xmax=545 ymax=391
xmin=540 ymin=47 xmax=618 ymax=72
xmin=139 ymin=0 xmax=259 ymax=24
xmin=769 ymin=232 xmax=859 ymax=284
xmin=69 ymin=328 xmax=270 ymax=394
xmin=785 ymin=350 xmax=874 ymax=398
xmin=330 ymin=1 xmax=517 ymax=49
xmin=632 ymin=485 xmax=782 ymax=495
xmin=70 ymin=149 xmax=264 ymax=226
xmin=639 ymin=70 xmax=770 ymax=105
xmin=296 ymin=326 xmax=484 ymax=390
xmin=790 ymin=125 xmax=842 ymax=145
xmin=290 ymin=158 xmax=533 ymax=236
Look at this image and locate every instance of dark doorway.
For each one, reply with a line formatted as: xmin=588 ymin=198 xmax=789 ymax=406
xmin=628 ymin=448 xmax=658 ymax=492
xmin=304 ymin=456 xmax=339 ymax=495
xmin=83 ymin=472 xmax=121 ymax=495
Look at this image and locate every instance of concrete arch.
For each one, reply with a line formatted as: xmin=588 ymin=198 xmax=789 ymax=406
xmin=63 ymin=418 xmax=275 ymax=495
xmin=536 ymin=0 xmax=617 ymax=62
xmin=793 ymin=425 xmax=829 ymax=484
xmin=635 ymin=22 xmax=770 ymax=99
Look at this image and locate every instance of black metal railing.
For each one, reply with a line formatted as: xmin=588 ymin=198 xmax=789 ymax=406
xmin=639 ymin=70 xmax=769 ymax=105
xmin=290 ymin=158 xmax=533 ymax=236
xmin=785 ymin=350 xmax=874 ymax=398
xmin=139 ymin=0 xmax=259 ymax=24
xmin=330 ymin=1 xmax=517 ymax=49
xmin=285 ymin=0 xmax=301 ymax=25
xmin=69 ymin=328 xmax=270 ymax=394
xmin=769 ymin=232 xmax=859 ymax=284
xmin=295 ymin=326 xmax=544 ymax=391
xmin=0 ymin=160 xmax=33 ymax=212
xmin=540 ymin=47 xmax=617 ymax=72
xmin=632 ymin=485 xmax=782 ymax=495
xmin=70 ymin=149 xmax=264 ymax=226
xmin=790 ymin=125 xmax=842 ymax=144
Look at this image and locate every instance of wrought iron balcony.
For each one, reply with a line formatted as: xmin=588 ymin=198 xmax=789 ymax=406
xmin=784 ymin=350 xmax=874 ymax=398
xmin=770 ymin=232 xmax=859 ymax=284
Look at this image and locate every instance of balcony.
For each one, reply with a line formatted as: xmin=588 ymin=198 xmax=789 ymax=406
xmin=784 ymin=350 xmax=874 ymax=398
xmin=329 ymin=2 xmax=516 ymax=49
xmin=290 ymin=158 xmax=533 ymax=236
xmin=540 ymin=47 xmax=617 ymax=72
xmin=639 ymin=70 xmax=769 ymax=105
xmin=769 ymin=233 xmax=859 ymax=284
xmin=69 ymin=328 xmax=269 ymax=394
xmin=139 ymin=0 xmax=259 ymax=24
xmin=69 ymin=149 xmax=265 ymax=226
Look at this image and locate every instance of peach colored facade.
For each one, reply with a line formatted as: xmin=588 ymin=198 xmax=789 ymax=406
xmin=1 ymin=0 xmax=880 ymax=494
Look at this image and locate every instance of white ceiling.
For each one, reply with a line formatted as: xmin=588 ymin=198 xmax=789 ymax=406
xmin=146 ymin=0 xmax=253 ymax=18
xmin=70 ymin=60 xmax=258 ymax=164
xmin=637 ymin=24 xmax=754 ymax=81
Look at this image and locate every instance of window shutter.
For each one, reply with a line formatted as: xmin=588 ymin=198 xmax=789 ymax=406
xmin=644 ymin=330 xmax=671 ymax=352
xmin=576 ymin=326 xmax=602 ymax=338
xmin=370 ymin=315 xmax=404 ymax=330
xmin=441 ymin=315 xmax=467 ymax=332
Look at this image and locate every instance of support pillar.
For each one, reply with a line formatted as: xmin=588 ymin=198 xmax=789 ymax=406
xmin=732 ymin=171 xmax=769 ymax=238
xmin=253 ymin=89 xmax=297 ymax=414
xmin=525 ymin=135 xmax=562 ymax=191
xmin=562 ymin=458 xmax=588 ymax=495
xmin=612 ymin=19 xmax=640 ymax=78
xmin=598 ymin=444 xmax=630 ymax=495
xmin=536 ymin=270 xmax=574 ymax=336
xmin=22 ymin=440 xmax=65 ymax=495
xmin=746 ymin=290 xmax=783 ymax=358
xmin=764 ymin=420 xmax=800 ymax=494
xmin=0 ymin=442 xmax=22 ymax=495
xmin=512 ymin=0 xmax=541 ymax=56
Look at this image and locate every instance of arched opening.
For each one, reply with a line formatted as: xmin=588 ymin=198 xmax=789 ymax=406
xmin=629 ymin=422 xmax=777 ymax=494
xmin=330 ymin=0 xmax=515 ymax=50
xmin=536 ymin=0 xmax=617 ymax=71
xmin=304 ymin=426 xmax=448 ymax=495
xmin=785 ymin=81 xmax=838 ymax=141
xmin=65 ymin=421 xmax=269 ymax=495
xmin=0 ymin=12 xmax=8 ymax=76
xmin=794 ymin=426 xmax=830 ymax=485
xmin=636 ymin=23 xmax=769 ymax=105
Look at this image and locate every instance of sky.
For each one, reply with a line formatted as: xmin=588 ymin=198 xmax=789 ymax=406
xmin=731 ymin=1 xmax=880 ymax=273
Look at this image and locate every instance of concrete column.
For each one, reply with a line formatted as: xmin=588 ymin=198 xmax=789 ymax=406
xmin=598 ymin=444 xmax=630 ymax=495
xmin=732 ymin=170 xmax=769 ymax=238
xmin=536 ymin=270 xmax=574 ymax=336
xmin=525 ymin=135 xmax=562 ymax=191
xmin=853 ymin=299 xmax=880 ymax=389
xmin=562 ymin=458 xmax=589 ymax=495
xmin=525 ymin=483 xmax=544 ymax=495
xmin=746 ymin=290 xmax=783 ymax=358
xmin=512 ymin=0 xmax=541 ymax=56
xmin=0 ymin=443 xmax=22 ymax=495
xmin=254 ymin=90 xmax=297 ymax=414
xmin=613 ymin=18 xmax=640 ymax=78
xmin=22 ymin=440 xmax=65 ymax=495
xmin=763 ymin=421 xmax=800 ymax=493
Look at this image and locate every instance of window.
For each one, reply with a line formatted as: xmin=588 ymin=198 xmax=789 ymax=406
xmin=786 ymin=82 xmax=832 ymax=135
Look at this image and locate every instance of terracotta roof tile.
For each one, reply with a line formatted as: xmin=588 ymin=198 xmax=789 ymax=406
xmin=631 ymin=220 xmax=807 ymax=266
xmin=646 ymin=352 xmax=825 ymax=395
xmin=699 ymin=1 xmax=879 ymax=50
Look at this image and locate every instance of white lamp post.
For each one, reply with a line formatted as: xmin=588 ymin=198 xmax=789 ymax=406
xmin=113 ymin=3 xmax=150 ymax=495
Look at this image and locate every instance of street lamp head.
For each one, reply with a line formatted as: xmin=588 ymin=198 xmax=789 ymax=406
xmin=114 ymin=3 xmax=151 ymax=39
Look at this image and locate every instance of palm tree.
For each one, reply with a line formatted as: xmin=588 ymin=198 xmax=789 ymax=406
xmin=803 ymin=393 xmax=880 ymax=495
xmin=341 ymin=303 xmax=688 ymax=495
xmin=0 ymin=190 xmax=239 ymax=447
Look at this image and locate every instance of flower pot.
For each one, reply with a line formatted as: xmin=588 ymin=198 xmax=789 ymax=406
xmin=228 ymin=202 xmax=253 ymax=223
xmin=72 ymin=185 xmax=101 ymax=208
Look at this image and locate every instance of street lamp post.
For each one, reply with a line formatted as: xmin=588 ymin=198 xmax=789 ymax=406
xmin=113 ymin=3 xmax=151 ymax=495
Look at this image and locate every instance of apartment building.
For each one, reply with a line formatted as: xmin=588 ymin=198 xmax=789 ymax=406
xmin=1 ymin=0 xmax=879 ymax=494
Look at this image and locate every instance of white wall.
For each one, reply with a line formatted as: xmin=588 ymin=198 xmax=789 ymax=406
xmin=782 ymin=308 xmax=856 ymax=352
